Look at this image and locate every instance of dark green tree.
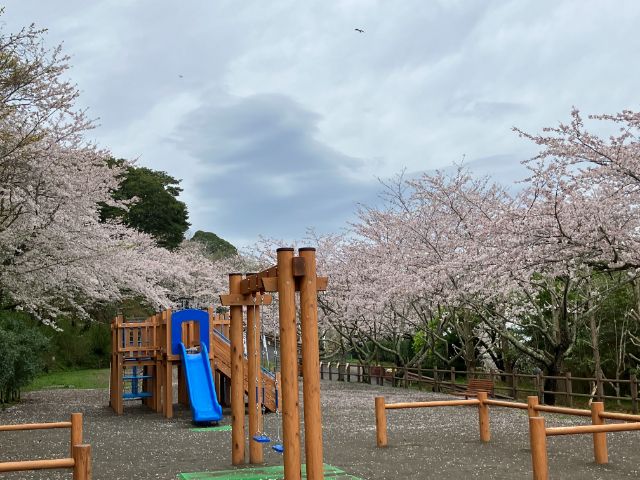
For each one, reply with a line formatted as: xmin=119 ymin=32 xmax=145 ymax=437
xmin=191 ymin=230 xmax=237 ymax=260
xmin=101 ymin=160 xmax=190 ymax=249
xmin=0 ymin=311 xmax=49 ymax=404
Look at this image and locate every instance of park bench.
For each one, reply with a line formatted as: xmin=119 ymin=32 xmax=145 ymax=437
xmin=452 ymin=378 xmax=495 ymax=399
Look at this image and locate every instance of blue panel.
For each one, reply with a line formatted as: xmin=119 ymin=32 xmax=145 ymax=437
xmin=171 ymin=309 xmax=210 ymax=356
xmin=123 ymin=392 xmax=153 ymax=399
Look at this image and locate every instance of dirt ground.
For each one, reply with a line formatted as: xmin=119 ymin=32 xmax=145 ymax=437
xmin=1 ymin=380 xmax=640 ymax=479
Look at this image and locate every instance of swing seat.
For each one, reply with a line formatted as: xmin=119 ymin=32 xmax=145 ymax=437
xmin=271 ymin=444 xmax=284 ymax=453
xmin=252 ymin=434 xmax=271 ymax=443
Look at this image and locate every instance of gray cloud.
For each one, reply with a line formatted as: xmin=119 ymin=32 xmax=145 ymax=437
xmin=173 ymin=93 xmax=379 ymax=243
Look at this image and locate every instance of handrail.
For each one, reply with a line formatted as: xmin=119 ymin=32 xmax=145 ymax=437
xmin=533 ymin=404 xmax=591 ymax=417
xmin=385 ymin=399 xmax=479 ymax=410
xmin=484 ymin=399 xmax=528 ymax=410
xmin=0 ymin=421 xmax=72 ymax=431
xmin=546 ymin=422 xmax=640 ymax=436
xmin=0 ymin=458 xmax=75 ymax=472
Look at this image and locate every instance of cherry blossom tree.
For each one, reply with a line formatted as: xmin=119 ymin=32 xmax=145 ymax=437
xmin=0 ymin=20 xmax=223 ymax=323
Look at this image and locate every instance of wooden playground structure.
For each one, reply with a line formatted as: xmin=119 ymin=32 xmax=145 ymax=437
xmin=375 ymin=393 xmax=640 ymax=480
xmin=109 ymin=307 xmax=277 ymax=417
xmin=0 ymin=413 xmax=91 ymax=479
xmin=109 ymin=246 xmax=328 ymax=480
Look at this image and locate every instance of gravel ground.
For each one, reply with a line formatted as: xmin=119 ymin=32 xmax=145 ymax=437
xmin=1 ymin=381 xmax=639 ymax=479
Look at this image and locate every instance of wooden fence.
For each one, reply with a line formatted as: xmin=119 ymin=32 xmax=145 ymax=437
xmin=0 ymin=413 xmax=91 ymax=479
xmin=320 ymin=362 xmax=639 ymax=413
xmin=375 ymin=393 xmax=640 ymax=480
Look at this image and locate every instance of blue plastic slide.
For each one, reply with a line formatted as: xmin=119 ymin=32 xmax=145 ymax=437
xmin=178 ymin=342 xmax=223 ymax=423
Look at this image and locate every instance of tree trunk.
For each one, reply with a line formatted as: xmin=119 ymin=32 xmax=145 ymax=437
xmin=589 ymin=310 xmax=604 ymax=401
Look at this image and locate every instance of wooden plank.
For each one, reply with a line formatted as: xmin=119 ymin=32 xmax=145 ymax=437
xmin=317 ymin=276 xmax=328 ymax=291
xmin=262 ymin=277 xmax=278 ymax=292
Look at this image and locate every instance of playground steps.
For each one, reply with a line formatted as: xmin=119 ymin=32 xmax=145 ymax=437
xmin=212 ymin=331 xmax=277 ymax=412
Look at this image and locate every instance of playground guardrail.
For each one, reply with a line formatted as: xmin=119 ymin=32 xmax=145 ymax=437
xmin=0 ymin=412 xmax=91 ymax=479
xmin=321 ymin=361 xmax=639 ymax=412
xmin=375 ymin=393 xmax=640 ymax=480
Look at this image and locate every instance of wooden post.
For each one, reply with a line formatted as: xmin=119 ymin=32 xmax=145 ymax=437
xmin=631 ymin=374 xmax=638 ymax=414
xmin=73 ymin=444 xmax=91 ymax=480
xmin=247 ymin=292 xmax=264 ymax=464
xmin=375 ymin=396 xmax=388 ymax=447
xmin=591 ymin=402 xmax=608 ymax=464
xmin=153 ymin=361 xmax=161 ymax=413
xmin=529 ymin=417 xmax=549 ymax=480
xmin=115 ymin=322 xmax=124 ymax=415
xmin=164 ymin=309 xmax=174 ymax=419
xmin=277 ymin=248 xmax=302 ymax=480
xmin=450 ymin=367 xmax=456 ymax=391
xmin=328 ymin=362 xmax=332 ymax=381
xmin=565 ymin=372 xmax=573 ymax=408
xmin=346 ymin=363 xmax=351 ymax=382
xmin=70 ymin=413 xmax=82 ymax=456
xmin=229 ymin=273 xmax=245 ymax=466
xmin=164 ymin=360 xmax=173 ymax=418
xmin=320 ymin=362 xmax=324 ymax=380
xmin=511 ymin=371 xmax=518 ymax=400
xmin=299 ymin=247 xmax=324 ymax=480
xmin=477 ymin=391 xmax=490 ymax=442
xmin=527 ymin=396 xmax=539 ymax=418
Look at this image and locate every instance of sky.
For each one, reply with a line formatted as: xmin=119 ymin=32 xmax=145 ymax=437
xmin=2 ymin=1 xmax=640 ymax=248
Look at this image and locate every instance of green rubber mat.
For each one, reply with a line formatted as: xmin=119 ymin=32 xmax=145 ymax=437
xmin=191 ymin=425 xmax=232 ymax=432
xmin=177 ymin=463 xmax=362 ymax=479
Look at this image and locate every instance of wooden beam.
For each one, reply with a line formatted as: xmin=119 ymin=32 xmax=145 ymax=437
xmin=263 ymin=276 xmax=329 ymax=293
xmin=220 ymin=293 xmax=273 ymax=306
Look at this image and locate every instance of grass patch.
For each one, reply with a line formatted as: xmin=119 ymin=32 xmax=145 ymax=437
xmin=191 ymin=425 xmax=232 ymax=432
xmin=25 ymin=368 xmax=110 ymax=391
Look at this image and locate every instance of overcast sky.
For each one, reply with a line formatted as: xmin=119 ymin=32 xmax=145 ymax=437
xmin=3 ymin=1 xmax=640 ymax=247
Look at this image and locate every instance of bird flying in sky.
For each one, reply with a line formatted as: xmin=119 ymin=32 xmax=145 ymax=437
xmin=355 ymin=28 xmax=364 ymax=33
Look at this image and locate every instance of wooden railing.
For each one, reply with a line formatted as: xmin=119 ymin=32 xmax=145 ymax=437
xmin=320 ymin=362 xmax=640 ymax=412
xmin=375 ymin=394 xmax=640 ymax=479
xmin=0 ymin=413 xmax=91 ymax=479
